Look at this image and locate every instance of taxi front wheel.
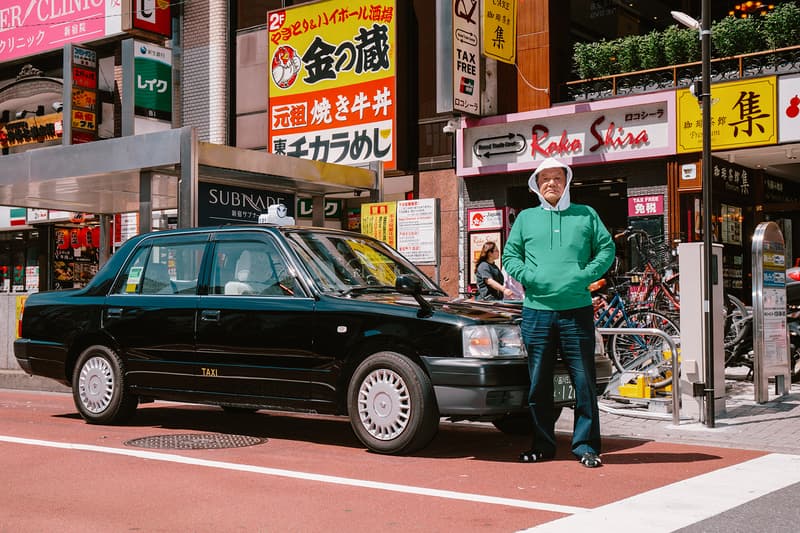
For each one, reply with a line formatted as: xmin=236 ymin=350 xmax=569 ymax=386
xmin=347 ymin=351 xmax=440 ymax=455
xmin=72 ymin=345 xmax=138 ymax=424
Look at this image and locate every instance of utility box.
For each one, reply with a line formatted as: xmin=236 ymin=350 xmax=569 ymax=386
xmin=678 ymin=242 xmax=726 ymax=419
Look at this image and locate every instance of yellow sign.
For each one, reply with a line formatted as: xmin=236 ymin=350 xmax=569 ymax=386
xmin=0 ymin=113 xmax=63 ymax=148
xmin=267 ymin=0 xmax=397 ymax=169
xmin=15 ymin=295 xmax=27 ymax=339
xmin=360 ymin=201 xmax=397 ymax=248
xmin=71 ymin=109 xmax=97 ymax=131
xmin=482 ymin=0 xmax=517 ymax=64
xmin=677 ymin=77 xmax=777 ymax=153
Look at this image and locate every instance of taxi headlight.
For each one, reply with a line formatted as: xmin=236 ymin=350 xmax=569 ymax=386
xmin=463 ymin=325 xmax=527 ymax=358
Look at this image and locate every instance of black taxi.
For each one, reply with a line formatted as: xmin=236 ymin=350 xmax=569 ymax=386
xmin=15 ymin=225 xmax=612 ymax=454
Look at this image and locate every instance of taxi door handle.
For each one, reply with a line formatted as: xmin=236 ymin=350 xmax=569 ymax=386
xmin=200 ymin=309 xmax=221 ymax=322
xmin=107 ymin=308 xmax=123 ymax=319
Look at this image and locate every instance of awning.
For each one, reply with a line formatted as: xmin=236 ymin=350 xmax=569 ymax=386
xmin=0 ymin=126 xmax=377 ymax=223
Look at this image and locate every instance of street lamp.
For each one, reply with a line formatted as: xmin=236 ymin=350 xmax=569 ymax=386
xmin=672 ymin=1 xmax=715 ymax=428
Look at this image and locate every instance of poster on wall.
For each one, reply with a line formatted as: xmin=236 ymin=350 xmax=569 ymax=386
xmin=396 ymin=199 xmax=438 ymax=265
xmin=360 ymin=201 xmax=397 ymax=248
xmin=721 ymin=204 xmax=743 ymax=246
xmin=468 ymin=231 xmax=502 ymax=285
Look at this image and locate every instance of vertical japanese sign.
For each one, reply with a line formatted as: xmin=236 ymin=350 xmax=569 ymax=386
xmin=0 ymin=1 xmax=122 ymax=63
xmin=361 ymin=201 xmax=397 ymax=248
xmin=453 ymin=0 xmax=481 ymax=114
xmin=482 ymin=0 xmax=516 ymax=64
xmin=134 ymin=40 xmax=173 ymax=122
xmin=70 ymin=46 xmax=98 ymax=144
xmin=267 ymin=0 xmax=397 ymax=169
xmin=396 ymin=198 xmax=439 ymax=265
xmin=677 ymin=77 xmax=777 ymax=153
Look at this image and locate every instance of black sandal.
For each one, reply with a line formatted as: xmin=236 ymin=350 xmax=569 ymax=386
xmin=579 ymin=452 xmax=602 ymax=468
xmin=519 ymin=450 xmax=553 ymax=463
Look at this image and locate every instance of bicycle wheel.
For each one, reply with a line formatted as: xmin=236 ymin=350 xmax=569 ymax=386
xmin=653 ymin=274 xmax=680 ymax=324
xmin=610 ymin=310 xmax=680 ymax=388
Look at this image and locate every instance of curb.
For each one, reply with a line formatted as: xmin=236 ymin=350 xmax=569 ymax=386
xmin=0 ymin=370 xmax=70 ymax=393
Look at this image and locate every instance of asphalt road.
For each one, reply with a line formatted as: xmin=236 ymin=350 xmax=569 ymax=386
xmin=1 ymin=389 xmax=799 ymax=532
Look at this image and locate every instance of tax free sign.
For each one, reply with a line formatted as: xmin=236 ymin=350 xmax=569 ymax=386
xmin=267 ymin=0 xmax=397 ymax=169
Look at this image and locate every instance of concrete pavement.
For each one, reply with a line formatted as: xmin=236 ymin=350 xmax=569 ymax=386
xmin=2 ymin=368 xmax=799 ymax=455
xmin=558 ymin=376 xmax=800 ymax=455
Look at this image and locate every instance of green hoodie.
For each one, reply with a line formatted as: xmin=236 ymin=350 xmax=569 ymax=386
xmin=502 ymin=159 xmax=615 ymax=311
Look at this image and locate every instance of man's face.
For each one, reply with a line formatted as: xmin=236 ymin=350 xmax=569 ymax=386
xmin=537 ymin=167 xmax=566 ymax=206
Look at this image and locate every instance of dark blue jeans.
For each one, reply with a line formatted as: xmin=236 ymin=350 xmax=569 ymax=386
xmin=520 ymin=306 xmax=600 ymax=458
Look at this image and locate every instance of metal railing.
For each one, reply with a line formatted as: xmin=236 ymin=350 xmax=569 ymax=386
xmin=562 ymin=45 xmax=800 ymax=102
xmin=597 ymin=327 xmax=681 ymax=425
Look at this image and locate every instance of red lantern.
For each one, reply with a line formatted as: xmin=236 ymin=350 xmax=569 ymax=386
xmin=80 ymin=227 xmax=92 ymax=249
xmin=56 ymin=229 xmax=70 ymax=250
xmin=70 ymin=228 xmax=81 ymax=249
xmin=91 ymin=227 xmax=101 ymax=249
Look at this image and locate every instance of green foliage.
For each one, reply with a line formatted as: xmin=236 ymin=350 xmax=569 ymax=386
xmin=638 ymin=31 xmax=664 ymax=70
xmin=711 ymin=16 xmax=765 ymax=57
xmin=763 ymin=1 xmax=800 ymax=49
xmin=662 ymin=25 xmax=700 ymax=66
xmin=573 ymin=39 xmax=618 ymax=79
xmin=615 ymin=35 xmax=642 ymax=73
xmin=571 ymin=3 xmax=799 ymax=80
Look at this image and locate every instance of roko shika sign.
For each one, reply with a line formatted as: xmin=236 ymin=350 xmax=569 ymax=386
xmin=458 ymin=92 xmax=676 ymax=176
xmin=0 ymin=0 xmax=122 ymax=63
xmin=267 ymin=0 xmax=397 ymax=170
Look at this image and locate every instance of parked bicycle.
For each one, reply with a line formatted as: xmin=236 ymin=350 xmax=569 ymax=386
xmin=591 ymin=277 xmax=679 ymax=388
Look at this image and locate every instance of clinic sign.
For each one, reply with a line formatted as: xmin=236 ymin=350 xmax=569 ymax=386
xmin=677 ymin=77 xmax=777 ymax=153
xmin=0 ymin=0 xmax=122 ymax=63
xmin=267 ymin=0 xmax=397 ymax=169
xmin=459 ymin=92 xmax=675 ymax=176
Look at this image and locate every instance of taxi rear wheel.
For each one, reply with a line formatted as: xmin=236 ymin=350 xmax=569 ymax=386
xmin=72 ymin=345 xmax=138 ymax=424
xmin=348 ymin=351 xmax=439 ymax=455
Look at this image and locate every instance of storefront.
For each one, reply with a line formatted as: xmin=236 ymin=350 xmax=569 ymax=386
xmin=457 ymin=91 xmax=677 ymax=294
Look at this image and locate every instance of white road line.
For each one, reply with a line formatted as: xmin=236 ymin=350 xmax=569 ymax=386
xmin=0 ymin=435 xmax=586 ymax=515
xmin=519 ymin=453 xmax=800 ymax=532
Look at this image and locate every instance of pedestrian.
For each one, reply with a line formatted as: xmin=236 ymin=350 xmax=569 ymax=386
xmin=474 ymin=241 xmax=513 ymax=301
xmin=502 ymin=157 xmax=615 ymax=468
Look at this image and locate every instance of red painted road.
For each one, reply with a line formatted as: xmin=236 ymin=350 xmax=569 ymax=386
xmin=0 ymin=390 xmax=763 ymax=532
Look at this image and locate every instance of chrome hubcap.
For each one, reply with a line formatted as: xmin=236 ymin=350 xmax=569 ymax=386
xmin=357 ymin=368 xmax=410 ymax=441
xmin=78 ymin=356 xmax=114 ymax=413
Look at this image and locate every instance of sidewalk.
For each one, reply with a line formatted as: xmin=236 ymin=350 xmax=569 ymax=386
xmin=558 ymin=376 xmax=800 ymax=455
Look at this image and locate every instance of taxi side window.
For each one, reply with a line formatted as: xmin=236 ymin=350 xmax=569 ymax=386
xmin=211 ymin=240 xmax=297 ymax=297
xmin=112 ymin=242 xmax=204 ymax=295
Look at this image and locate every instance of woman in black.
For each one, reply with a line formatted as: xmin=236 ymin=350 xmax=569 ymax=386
xmin=475 ymin=241 xmax=513 ymax=301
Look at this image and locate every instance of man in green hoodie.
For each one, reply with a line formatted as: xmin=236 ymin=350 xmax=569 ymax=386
xmin=502 ymin=157 xmax=615 ymax=468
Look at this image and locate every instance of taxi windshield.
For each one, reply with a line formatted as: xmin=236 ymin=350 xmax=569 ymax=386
xmin=285 ymin=231 xmax=442 ymax=295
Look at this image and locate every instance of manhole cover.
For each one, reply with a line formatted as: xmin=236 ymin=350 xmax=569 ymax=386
xmin=124 ymin=433 xmax=266 ymax=450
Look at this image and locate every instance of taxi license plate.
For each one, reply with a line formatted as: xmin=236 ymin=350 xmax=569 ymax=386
xmin=553 ymin=374 xmax=575 ymax=402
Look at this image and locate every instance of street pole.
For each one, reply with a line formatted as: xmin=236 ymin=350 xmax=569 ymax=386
xmin=700 ymin=0 xmax=715 ymax=429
